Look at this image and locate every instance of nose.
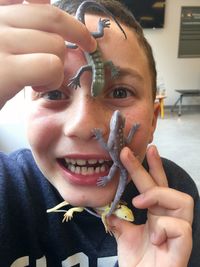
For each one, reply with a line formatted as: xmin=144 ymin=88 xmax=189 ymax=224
xmin=63 ymin=93 xmax=109 ymax=142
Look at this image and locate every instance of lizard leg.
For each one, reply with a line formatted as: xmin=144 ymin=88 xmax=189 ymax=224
xmin=97 ymin=163 xmax=117 ymax=187
xmin=62 ymin=207 xmax=84 ymax=222
xmin=91 ymin=18 xmax=110 ymax=38
xmin=126 ymin=123 xmax=140 ymax=144
xmin=92 ymin=128 xmax=108 ymax=150
xmin=84 ymin=208 xmax=101 ymax=218
xmin=68 ymin=17 xmax=110 ymax=42
xmin=46 ymin=200 xmax=69 ymax=213
xmin=101 ymin=213 xmax=110 ymax=234
xmin=68 ymin=65 xmax=92 ymax=89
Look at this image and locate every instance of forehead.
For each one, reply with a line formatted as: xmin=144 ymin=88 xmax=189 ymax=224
xmin=84 ymin=14 xmax=151 ymax=84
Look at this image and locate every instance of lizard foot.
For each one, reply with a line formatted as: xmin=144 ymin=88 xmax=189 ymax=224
xmin=62 ymin=207 xmax=84 ymax=223
xmin=68 ymin=76 xmax=81 ymax=89
xmin=97 ymin=176 xmax=110 ymax=187
xmin=92 ymin=128 xmax=103 ymax=140
xmin=62 ymin=210 xmax=74 ymax=222
xmin=101 ymin=214 xmax=113 ymax=235
xmin=99 ymin=18 xmax=110 ymax=29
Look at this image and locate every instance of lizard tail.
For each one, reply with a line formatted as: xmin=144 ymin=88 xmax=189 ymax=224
xmin=76 ymin=0 xmax=127 ymax=39
xmin=84 ymin=207 xmax=101 ymax=218
xmin=107 ymin=171 xmax=128 ymax=217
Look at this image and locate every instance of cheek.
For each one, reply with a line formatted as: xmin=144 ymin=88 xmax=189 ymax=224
xmin=27 ymin=109 xmax=61 ymax=154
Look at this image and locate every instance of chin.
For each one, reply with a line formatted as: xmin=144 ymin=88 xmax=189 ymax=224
xmin=55 ymin=180 xmax=118 ymax=208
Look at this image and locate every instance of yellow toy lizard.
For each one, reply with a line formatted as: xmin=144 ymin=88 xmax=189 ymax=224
xmin=47 ymin=200 xmax=134 ymax=234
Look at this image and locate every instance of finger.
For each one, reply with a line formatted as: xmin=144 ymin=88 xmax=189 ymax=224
xmin=146 ymin=145 xmax=168 ymax=187
xmin=133 ymin=187 xmax=194 ymax=224
xmin=120 ymin=147 xmax=156 ymax=193
xmin=150 ymin=216 xmax=192 ymax=258
xmin=2 ymin=53 xmax=64 ymax=97
xmin=151 ymin=217 xmax=192 ymax=267
xmin=26 ymin=0 xmax=50 ymax=3
xmin=0 ymin=0 xmax=49 ymax=5
xmin=0 ymin=4 xmax=96 ymax=52
xmin=106 ymin=215 xmax=140 ymax=241
xmin=1 ymin=29 xmax=65 ymax=60
xmin=0 ymin=0 xmax=22 ymax=4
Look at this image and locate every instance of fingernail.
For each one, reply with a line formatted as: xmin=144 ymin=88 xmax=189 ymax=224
xmin=135 ymin=193 xmax=145 ymax=199
xmin=150 ymin=232 xmax=157 ymax=244
xmin=133 ymin=193 xmax=145 ymax=205
xmin=126 ymin=147 xmax=135 ymax=159
xmin=152 ymin=145 xmax=159 ymax=158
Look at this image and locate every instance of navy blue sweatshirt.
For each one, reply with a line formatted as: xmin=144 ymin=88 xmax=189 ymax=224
xmin=0 ymin=149 xmax=199 ymax=267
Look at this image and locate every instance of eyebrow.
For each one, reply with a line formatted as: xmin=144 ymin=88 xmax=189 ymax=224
xmin=116 ymin=66 xmax=144 ymax=82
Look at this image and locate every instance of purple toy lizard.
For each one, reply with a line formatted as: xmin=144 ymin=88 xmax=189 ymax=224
xmin=93 ymin=110 xmax=140 ymax=216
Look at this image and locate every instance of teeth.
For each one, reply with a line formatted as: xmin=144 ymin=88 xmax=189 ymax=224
xmin=71 ymin=159 xmax=76 ymax=165
xmin=81 ymin=167 xmax=87 ymax=175
xmin=64 ymin=158 xmax=107 ymax=167
xmin=88 ymin=167 xmax=95 ymax=175
xmin=88 ymin=159 xmax=97 ymax=164
xmin=70 ymin=165 xmax=76 ymax=173
xmin=100 ymin=165 xmax=106 ymax=172
xmin=75 ymin=166 xmax=81 ymax=174
xmin=67 ymin=163 xmax=108 ymax=176
xmin=95 ymin=167 xmax=100 ymax=174
xmin=65 ymin=158 xmax=70 ymax=163
xmin=76 ymin=159 xmax=87 ymax=166
xmin=63 ymin=157 xmax=111 ymax=176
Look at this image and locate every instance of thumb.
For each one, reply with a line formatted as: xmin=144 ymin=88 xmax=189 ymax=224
xmin=107 ymin=215 xmax=132 ymax=240
xmin=107 ymin=215 xmax=141 ymax=244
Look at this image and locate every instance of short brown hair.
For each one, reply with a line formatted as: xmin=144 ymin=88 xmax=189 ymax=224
xmin=54 ymin=0 xmax=157 ymax=100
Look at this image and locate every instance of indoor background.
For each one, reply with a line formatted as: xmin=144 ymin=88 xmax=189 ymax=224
xmin=0 ymin=0 xmax=199 ymax=192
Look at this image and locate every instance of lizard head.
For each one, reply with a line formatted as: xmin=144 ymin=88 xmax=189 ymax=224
xmin=114 ymin=204 xmax=134 ymax=222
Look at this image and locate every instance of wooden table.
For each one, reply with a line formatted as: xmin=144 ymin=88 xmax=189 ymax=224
xmin=171 ymin=89 xmax=200 ymax=116
xmin=156 ymin=95 xmax=166 ymax=119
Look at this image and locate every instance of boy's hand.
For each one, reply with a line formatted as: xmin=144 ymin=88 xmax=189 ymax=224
xmin=108 ymin=145 xmax=193 ymax=267
xmin=0 ymin=0 xmax=96 ymax=108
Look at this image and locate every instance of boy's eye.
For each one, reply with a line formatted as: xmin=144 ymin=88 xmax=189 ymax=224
xmin=42 ymin=90 xmax=66 ymax=100
xmin=109 ymin=87 xmax=133 ymax=98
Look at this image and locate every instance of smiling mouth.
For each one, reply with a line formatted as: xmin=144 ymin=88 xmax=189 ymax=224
xmin=58 ymin=158 xmax=113 ymax=176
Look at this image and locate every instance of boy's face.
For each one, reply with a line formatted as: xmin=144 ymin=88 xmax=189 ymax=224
xmin=27 ymin=15 xmax=159 ymax=207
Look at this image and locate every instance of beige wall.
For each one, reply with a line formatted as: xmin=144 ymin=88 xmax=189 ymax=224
xmin=144 ymin=0 xmax=200 ymax=105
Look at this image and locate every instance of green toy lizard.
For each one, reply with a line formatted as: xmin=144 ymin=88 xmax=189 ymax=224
xmin=47 ymin=200 xmax=134 ymax=234
xmin=67 ymin=0 xmax=127 ymax=97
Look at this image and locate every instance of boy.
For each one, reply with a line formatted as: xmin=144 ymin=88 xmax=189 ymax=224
xmin=0 ymin=0 xmax=199 ymax=266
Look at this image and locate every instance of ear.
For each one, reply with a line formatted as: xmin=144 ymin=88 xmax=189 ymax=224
xmin=149 ymin=102 xmax=160 ymax=143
